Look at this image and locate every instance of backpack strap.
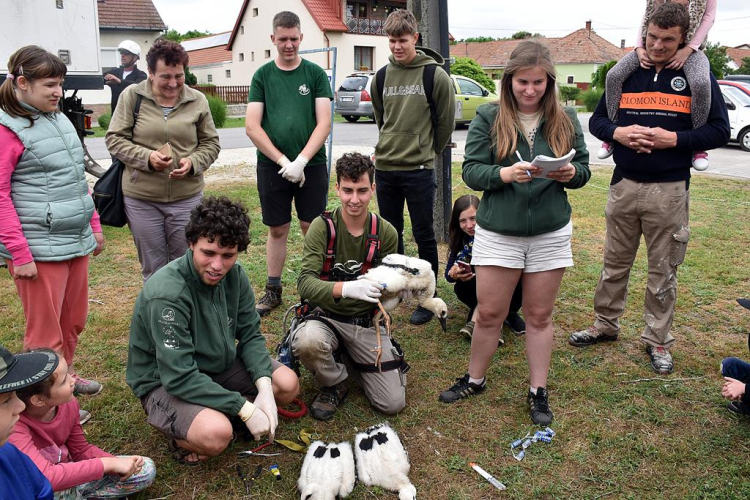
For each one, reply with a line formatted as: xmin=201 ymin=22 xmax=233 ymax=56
xmin=422 ymin=64 xmax=439 ymax=151
xmin=375 ymin=66 xmax=387 ymax=128
xmin=360 ymin=213 xmax=380 ymax=275
xmin=133 ymin=94 xmax=143 ymax=123
xmin=318 ymin=211 xmax=337 ymax=282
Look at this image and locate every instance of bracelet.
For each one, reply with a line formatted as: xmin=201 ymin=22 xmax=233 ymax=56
xmin=238 ymin=401 xmax=257 ymax=422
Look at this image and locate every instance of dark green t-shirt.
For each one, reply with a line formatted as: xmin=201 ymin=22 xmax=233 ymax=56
xmin=248 ymin=58 xmax=332 ymax=165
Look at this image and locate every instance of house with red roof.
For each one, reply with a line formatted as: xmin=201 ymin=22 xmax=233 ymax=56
xmin=182 ymin=32 xmax=234 ymax=85
xmin=451 ymin=22 xmax=628 ymax=90
xmin=226 ymin=0 xmax=407 ymax=85
xmin=726 ymin=46 xmax=750 ymax=72
xmin=97 ymin=0 xmax=167 ymax=70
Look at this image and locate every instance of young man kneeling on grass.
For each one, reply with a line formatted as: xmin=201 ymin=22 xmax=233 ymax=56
xmin=126 ymin=196 xmax=300 ymax=465
xmin=292 ymin=153 xmax=406 ymax=421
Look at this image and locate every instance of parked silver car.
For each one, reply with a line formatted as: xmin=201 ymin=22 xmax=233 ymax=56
xmin=334 ymin=72 xmax=375 ymax=122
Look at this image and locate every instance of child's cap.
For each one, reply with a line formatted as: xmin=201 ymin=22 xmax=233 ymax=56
xmin=0 ymin=345 xmax=58 ymax=394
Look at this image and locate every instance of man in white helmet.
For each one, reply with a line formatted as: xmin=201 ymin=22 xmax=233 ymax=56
xmin=104 ymin=40 xmax=147 ymax=112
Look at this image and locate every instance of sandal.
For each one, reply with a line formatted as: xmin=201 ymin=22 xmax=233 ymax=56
xmin=168 ymin=439 xmax=201 ymax=466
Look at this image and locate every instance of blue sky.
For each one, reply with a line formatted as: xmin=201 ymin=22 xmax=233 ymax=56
xmin=151 ymin=0 xmax=750 ymax=49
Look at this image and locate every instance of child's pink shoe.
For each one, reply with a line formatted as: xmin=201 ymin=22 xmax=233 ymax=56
xmin=597 ymin=141 xmax=613 ymax=160
xmin=692 ymin=151 xmax=709 ymax=171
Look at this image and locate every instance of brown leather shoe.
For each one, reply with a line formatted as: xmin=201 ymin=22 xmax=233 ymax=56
xmin=256 ymin=283 xmax=282 ymax=317
xmin=310 ymin=382 xmax=348 ymax=421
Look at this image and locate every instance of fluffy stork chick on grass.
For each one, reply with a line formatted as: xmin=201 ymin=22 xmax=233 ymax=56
xmin=298 ymin=441 xmax=355 ymax=500
xmin=354 ymin=423 xmax=416 ymax=500
xmin=359 ymin=254 xmax=448 ymax=368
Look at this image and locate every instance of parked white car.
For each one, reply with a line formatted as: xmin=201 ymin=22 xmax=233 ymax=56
xmin=720 ymin=82 xmax=750 ymax=152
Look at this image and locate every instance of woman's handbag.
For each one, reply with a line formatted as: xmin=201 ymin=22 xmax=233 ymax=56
xmin=92 ymin=95 xmax=142 ymax=227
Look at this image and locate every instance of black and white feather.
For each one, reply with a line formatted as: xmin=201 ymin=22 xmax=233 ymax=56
xmin=354 ymin=423 xmax=416 ymax=500
xmin=360 ymin=254 xmax=448 ymax=331
xmin=298 ymin=440 xmax=355 ymax=500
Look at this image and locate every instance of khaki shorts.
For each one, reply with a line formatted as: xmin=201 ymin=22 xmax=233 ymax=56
xmin=141 ymin=357 xmax=282 ymax=440
xmin=472 ymin=221 xmax=574 ymax=273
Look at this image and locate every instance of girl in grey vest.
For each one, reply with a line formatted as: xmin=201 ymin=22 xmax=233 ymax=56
xmin=0 ymin=46 xmax=104 ymax=398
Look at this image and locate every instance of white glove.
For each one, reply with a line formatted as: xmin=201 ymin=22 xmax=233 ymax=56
xmin=252 ymin=377 xmax=278 ymax=441
xmin=342 ymin=280 xmax=383 ymax=303
xmin=238 ymin=400 xmax=271 ymax=441
xmin=278 ymin=154 xmax=308 ymax=186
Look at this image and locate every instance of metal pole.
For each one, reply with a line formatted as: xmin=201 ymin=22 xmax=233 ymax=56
xmin=299 ymin=46 xmax=337 ymax=181
xmin=407 ymin=0 xmax=452 ymax=243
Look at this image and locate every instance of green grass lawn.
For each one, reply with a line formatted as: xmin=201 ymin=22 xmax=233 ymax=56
xmin=2 ymin=166 xmax=750 ymax=499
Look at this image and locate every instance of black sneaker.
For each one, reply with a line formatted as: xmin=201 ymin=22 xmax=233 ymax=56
xmin=727 ymin=400 xmax=750 ymax=416
xmin=438 ymin=374 xmax=486 ymax=403
xmin=504 ymin=312 xmax=526 ymax=335
xmin=310 ymin=382 xmax=348 ymax=421
xmin=256 ymin=283 xmax=282 ymax=317
xmin=410 ymin=305 xmax=434 ymax=325
xmin=527 ymin=387 xmax=554 ymax=425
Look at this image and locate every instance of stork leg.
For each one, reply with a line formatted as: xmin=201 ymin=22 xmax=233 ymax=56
xmin=370 ymin=300 xmax=392 ymax=372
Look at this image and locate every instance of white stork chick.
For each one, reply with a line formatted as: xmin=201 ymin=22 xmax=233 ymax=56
xmin=360 ymin=254 xmax=448 ymax=332
xmin=354 ymin=423 xmax=416 ymax=500
xmin=298 ymin=440 xmax=355 ymax=500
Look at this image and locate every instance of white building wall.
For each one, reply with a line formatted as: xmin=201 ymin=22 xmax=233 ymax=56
xmin=191 ymin=62 xmax=236 ymax=86
xmin=229 ymin=0 xmax=392 ymax=90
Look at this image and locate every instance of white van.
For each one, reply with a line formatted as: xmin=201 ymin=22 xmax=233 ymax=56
xmin=720 ymin=83 xmax=750 ymax=152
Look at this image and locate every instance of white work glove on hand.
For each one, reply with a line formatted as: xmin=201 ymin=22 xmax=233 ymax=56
xmin=239 ymin=401 xmax=271 ymax=441
xmin=278 ymin=153 xmax=308 ymax=186
xmin=252 ymin=377 xmax=278 ymax=441
xmin=342 ymin=279 xmax=383 ymax=303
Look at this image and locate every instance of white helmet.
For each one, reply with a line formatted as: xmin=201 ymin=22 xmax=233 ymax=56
xmin=117 ymin=40 xmax=141 ymax=58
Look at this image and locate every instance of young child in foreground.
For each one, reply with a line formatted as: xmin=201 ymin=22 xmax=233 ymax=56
xmin=0 ymin=344 xmax=55 ymax=499
xmin=9 ymin=350 xmax=155 ymax=499
xmin=721 ymin=298 xmax=750 ymax=415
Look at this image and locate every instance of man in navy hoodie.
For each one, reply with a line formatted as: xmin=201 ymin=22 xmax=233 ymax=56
xmin=569 ymin=2 xmax=729 ymax=374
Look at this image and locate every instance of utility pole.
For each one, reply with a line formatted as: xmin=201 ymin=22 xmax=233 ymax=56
xmin=407 ymin=0 xmax=452 ymax=243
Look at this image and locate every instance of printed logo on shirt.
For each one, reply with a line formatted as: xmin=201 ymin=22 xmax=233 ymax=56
xmin=299 ymin=84 xmax=310 ymax=96
xmin=671 ymin=77 xmax=687 ymax=92
xmin=384 ymin=84 xmax=425 ymax=97
xmin=162 ymin=308 xmax=175 ymax=322
xmin=620 ymin=92 xmax=691 ymax=114
xmin=162 ymin=324 xmax=180 ymax=349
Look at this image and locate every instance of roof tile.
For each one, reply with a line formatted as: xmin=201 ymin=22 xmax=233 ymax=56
xmin=97 ymin=0 xmax=166 ymax=30
xmin=185 ymin=45 xmax=232 ymax=67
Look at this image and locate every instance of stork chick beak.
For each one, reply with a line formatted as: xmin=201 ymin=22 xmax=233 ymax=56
xmin=439 ymin=315 xmax=447 ymax=332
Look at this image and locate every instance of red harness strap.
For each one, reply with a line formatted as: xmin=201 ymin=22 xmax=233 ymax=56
xmin=319 ymin=210 xmax=380 ymax=281
xmin=318 ymin=211 xmax=337 ymax=281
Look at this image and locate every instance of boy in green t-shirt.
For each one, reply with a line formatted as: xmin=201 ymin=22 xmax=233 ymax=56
xmin=246 ymin=11 xmax=333 ymax=317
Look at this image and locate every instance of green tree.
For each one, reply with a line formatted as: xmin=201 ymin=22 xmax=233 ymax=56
xmin=591 ymin=60 xmax=618 ymax=89
xmin=450 ymin=57 xmax=496 ymax=93
xmin=185 ymin=67 xmax=198 ymax=86
xmin=163 ymin=29 xmax=182 ymax=42
xmin=182 ymin=30 xmax=211 ymax=41
xmin=458 ymin=36 xmax=499 ymax=44
xmin=734 ymin=57 xmax=750 ymax=75
xmin=559 ymin=86 xmax=581 ymax=105
xmin=703 ymin=41 xmax=730 ymax=79
xmin=512 ymin=31 xmax=532 ymax=39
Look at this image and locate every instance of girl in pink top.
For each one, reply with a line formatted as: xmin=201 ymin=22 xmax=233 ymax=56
xmin=599 ymin=0 xmax=717 ymax=171
xmin=0 ymin=46 xmax=104 ymax=397
xmin=9 ymin=351 xmax=155 ymax=499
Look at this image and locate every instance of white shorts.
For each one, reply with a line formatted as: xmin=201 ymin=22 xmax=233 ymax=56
xmin=472 ymin=221 xmax=574 ymax=273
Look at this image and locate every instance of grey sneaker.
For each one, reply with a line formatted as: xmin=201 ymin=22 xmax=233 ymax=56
xmin=79 ymin=409 xmax=91 ymax=426
xmin=527 ymin=387 xmax=554 ymax=425
xmin=568 ymin=326 xmax=618 ymax=347
xmin=256 ymin=283 xmax=282 ymax=317
xmin=727 ymin=400 xmax=750 ymax=416
xmin=310 ymin=382 xmax=348 ymax=421
xmin=72 ymin=373 xmax=102 ymax=396
xmin=646 ymin=346 xmax=673 ymax=374
xmin=439 ymin=374 xmax=486 ymax=403
xmin=459 ymin=321 xmax=474 ymax=338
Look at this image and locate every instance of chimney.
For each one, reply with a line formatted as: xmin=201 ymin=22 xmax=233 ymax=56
xmin=621 ymin=39 xmax=625 ymax=49
xmin=586 ymin=20 xmax=591 ymax=37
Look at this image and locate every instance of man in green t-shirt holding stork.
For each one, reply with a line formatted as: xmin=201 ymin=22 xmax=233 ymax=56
xmin=246 ymin=11 xmax=333 ymax=316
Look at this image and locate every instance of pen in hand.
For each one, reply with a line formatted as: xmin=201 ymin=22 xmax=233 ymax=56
xmin=515 ymin=151 xmax=532 ymax=178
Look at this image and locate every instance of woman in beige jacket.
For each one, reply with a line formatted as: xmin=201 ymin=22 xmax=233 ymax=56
xmin=106 ymin=39 xmax=220 ymax=280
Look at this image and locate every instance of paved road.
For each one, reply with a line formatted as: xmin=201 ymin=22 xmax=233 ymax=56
xmin=87 ymin=112 xmax=750 ymax=179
